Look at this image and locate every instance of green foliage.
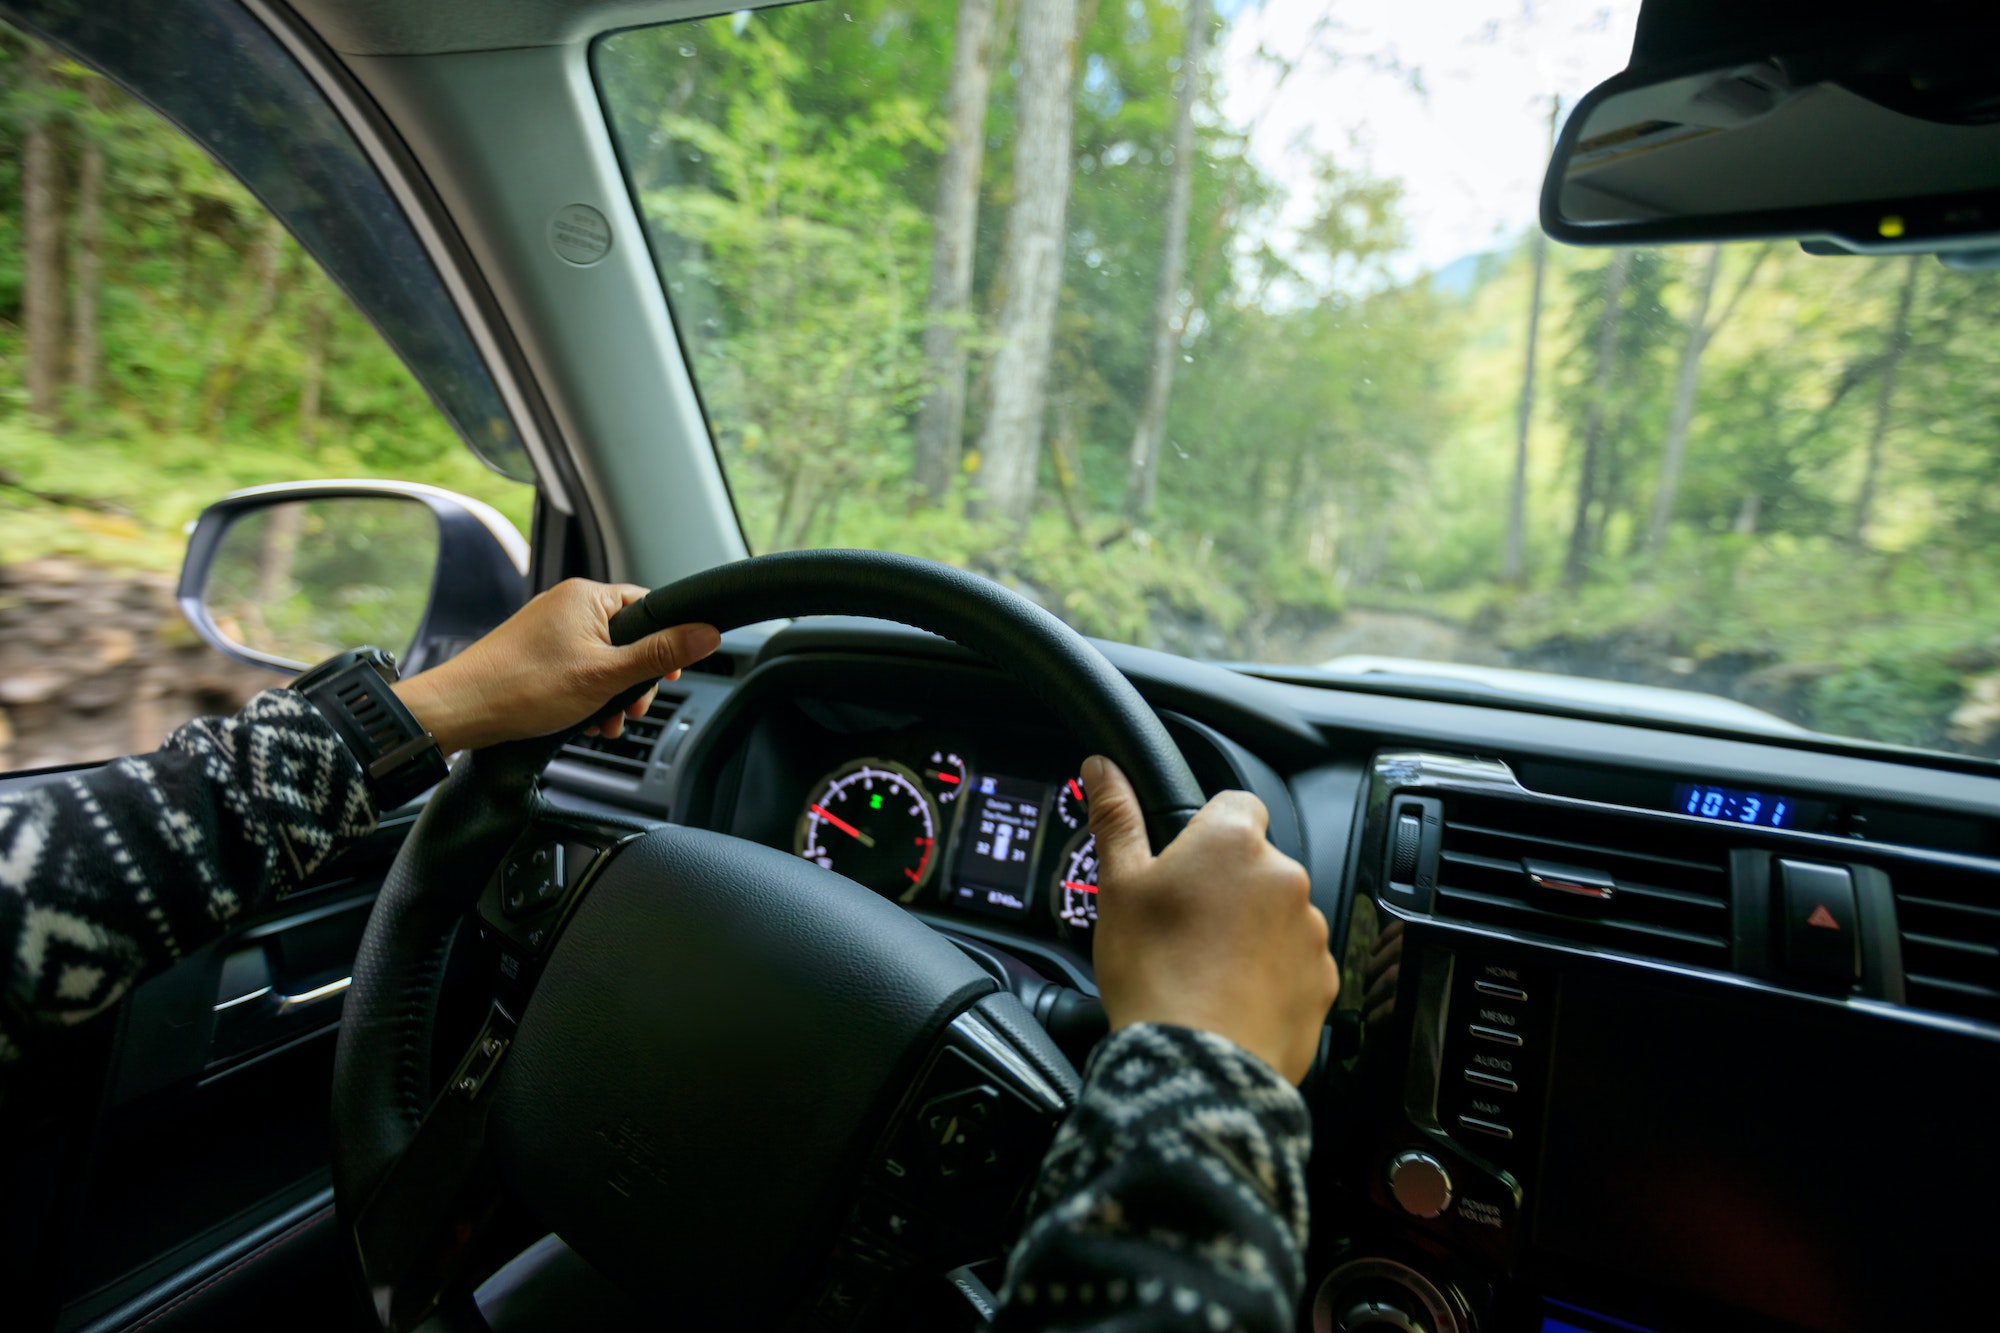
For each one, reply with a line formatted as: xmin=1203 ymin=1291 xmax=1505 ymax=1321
xmin=0 ymin=27 xmax=530 ymax=577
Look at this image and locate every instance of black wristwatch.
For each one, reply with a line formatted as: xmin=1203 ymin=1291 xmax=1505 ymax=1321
xmin=293 ymin=647 xmax=450 ymax=809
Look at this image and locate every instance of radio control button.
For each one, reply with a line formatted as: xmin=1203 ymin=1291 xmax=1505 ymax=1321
xmin=1386 ymin=1150 xmax=1453 ymax=1219
xmin=1473 ymin=979 xmax=1528 ymax=1001
xmin=1469 ymin=1024 xmax=1523 ymax=1047
xmin=1464 ymin=1068 xmax=1518 ymax=1092
xmin=1457 ymin=1114 xmax=1514 ymax=1140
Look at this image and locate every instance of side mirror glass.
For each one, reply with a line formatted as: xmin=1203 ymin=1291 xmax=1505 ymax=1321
xmin=1543 ymin=25 xmax=2000 ymax=258
xmin=201 ymin=497 xmax=439 ymax=668
xmin=179 ymin=482 xmax=527 ymax=674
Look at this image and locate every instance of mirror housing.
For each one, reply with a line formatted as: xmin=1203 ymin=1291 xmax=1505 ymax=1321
xmin=178 ymin=480 xmax=527 ymax=675
xmin=1542 ymin=7 xmax=2000 ymax=259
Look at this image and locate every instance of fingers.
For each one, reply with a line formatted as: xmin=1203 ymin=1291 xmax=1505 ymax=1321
xmin=614 ymin=621 xmax=722 ymax=687
xmin=1193 ymin=788 xmax=1270 ymax=840
xmin=1084 ymin=755 xmax=1151 ymax=880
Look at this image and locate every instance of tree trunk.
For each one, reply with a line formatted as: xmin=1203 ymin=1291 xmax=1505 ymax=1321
xmin=298 ymin=290 xmax=328 ymax=446
xmin=1564 ymin=248 xmax=1633 ymax=588
xmin=971 ymin=0 xmax=1078 ymax=531
xmin=200 ymin=217 xmax=291 ymax=432
xmin=1732 ymin=492 xmax=1761 ymax=536
xmin=912 ymin=0 xmax=1001 ymax=503
xmin=1122 ymin=0 xmax=1210 ymax=522
xmin=1503 ymin=96 xmax=1559 ymax=586
xmin=1851 ymin=255 xmax=1920 ymax=547
xmin=22 ymin=56 xmax=66 ymax=423
xmin=1049 ymin=391 xmax=1091 ymax=538
xmin=1642 ymin=245 xmax=1722 ymax=555
xmin=69 ymin=123 xmax=104 ymax=412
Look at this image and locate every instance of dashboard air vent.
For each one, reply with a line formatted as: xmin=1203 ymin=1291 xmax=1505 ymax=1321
xmin=555 ymin=693 xmax=681 ymax=781
xmin=1893 ymin=866 xmax=2000 ymax=1024
xmin=1433 ymin=791 xmax=1732 ymax=969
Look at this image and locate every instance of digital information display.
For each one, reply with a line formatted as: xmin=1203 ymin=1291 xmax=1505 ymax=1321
xmin=950 ymin=773 xmax=1048 ymax=918
xmin=1673 ymin=782 xmax=1796 ymax=829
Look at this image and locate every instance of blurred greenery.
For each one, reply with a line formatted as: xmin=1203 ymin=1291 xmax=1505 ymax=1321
xmin=7 ymin=4 xmax=2000 ymax=760
xmin=599 ymin=2 xmax=2000 ymax=756
xmin=0 ymin=28 xmax=530 ymax=579
xmin=204 ymin=498 xmax=437 ymax=664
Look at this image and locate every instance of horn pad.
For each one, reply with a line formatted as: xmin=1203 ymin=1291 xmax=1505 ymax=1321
xmin=488 ymin=825 xmax=994 ymax=1325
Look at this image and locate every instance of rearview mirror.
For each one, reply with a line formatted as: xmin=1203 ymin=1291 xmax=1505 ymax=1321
xmin=1543 ymin=20 xmax=2000 ymax=260
xmin=178 ymin=481 xmax=527 ymax=674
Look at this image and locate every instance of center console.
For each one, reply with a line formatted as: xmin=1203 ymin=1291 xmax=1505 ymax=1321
xmin=1309 ymin=753 xmax=2000 ymax=1333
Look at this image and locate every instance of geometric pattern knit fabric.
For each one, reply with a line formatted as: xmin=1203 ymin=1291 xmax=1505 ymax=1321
xmin=996 ymin=1022 xmax=1312 ymax=1333
xmin=0 ymin=688 xmax=374 ymax=1062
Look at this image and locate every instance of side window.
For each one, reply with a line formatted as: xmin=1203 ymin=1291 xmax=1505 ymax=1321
xmin=0 ymin=20 xmax=531 ymax=771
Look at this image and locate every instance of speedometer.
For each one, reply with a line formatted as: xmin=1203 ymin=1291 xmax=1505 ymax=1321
xmin=1051 ymin=828 xmax=1098 ymax=942
xmin=795 ymin=759 xmax=940 ymax=902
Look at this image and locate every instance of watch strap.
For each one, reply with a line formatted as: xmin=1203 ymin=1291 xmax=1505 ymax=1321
xmin=294 ymin=647 xmax=449 ymax=809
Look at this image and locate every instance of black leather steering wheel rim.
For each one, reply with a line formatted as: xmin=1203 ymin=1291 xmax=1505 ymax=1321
xmin=331 ymin=550 xmax=1205 ymax=1321
xmin=606 ymin=549 xmax=1204 ymax=840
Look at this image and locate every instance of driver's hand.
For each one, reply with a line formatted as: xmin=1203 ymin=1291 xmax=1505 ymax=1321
xmin=389 ymin=579 xmax=720 ymax=753
xmin=1086 ymin=755 xmax=1339 ymax=1084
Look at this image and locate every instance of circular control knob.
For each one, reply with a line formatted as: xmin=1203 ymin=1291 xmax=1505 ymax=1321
xmin=1334 ymin=1296 xmax=1426 ymax=1332
xmin=1312 ymin=1259 xmax=1468 ymax=1333
xmin=1387 ymin=1150 xmax=1453 ymax=1219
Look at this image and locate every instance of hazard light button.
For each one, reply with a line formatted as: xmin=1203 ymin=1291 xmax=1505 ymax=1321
xmin=1777 ymin=859 xmax=1861 ymax=983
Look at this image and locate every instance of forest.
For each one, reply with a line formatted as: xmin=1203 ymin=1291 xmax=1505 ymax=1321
xmin=4 ymin=4 xmax=2000 ymax=758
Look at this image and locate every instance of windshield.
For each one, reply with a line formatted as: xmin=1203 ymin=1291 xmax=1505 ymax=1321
xmin=596 ymin=1 xmax=2000 ymax=760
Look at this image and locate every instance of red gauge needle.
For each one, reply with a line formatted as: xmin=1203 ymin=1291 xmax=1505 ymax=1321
xmin=1062 ymin=880 xmax=1097 ymax=894
xmin=934 ymin=771 xmax=960 ymax=785
xmin=1067 ymin=778 xmax=1084 ymax=802
xmin=812 ymin=804 xmax=877 ymax=848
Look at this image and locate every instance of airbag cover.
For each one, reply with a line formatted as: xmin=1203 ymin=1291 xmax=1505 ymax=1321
xmin=488 ymin=826 xmax=994 ymax=1323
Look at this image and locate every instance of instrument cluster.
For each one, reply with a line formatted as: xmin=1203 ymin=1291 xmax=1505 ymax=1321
xmin=793 ymin=750 xmax=1099 ymax=945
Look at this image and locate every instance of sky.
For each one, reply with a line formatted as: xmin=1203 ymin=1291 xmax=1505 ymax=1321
xmin=1215 ymin=0 xmax=1644 ymax=278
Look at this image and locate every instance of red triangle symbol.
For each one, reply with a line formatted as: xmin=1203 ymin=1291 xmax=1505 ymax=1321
xmin=1805 ymin=904 xmax=1841 ymax=930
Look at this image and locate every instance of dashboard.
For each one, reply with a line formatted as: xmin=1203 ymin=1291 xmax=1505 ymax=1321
xmin=537 ymin=617 xmax=2000 ymax=1333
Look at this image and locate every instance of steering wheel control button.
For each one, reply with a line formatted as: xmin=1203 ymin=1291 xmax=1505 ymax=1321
xmin=919 ymin=1086 xmax=1004 ymax=1185
xmin=502 ymin=842 xmax=565 ymax=919
xmin=1778 ymin=859 xmax=1863 ymax=983
xmin=1387 ymin=1151 xmax=1453 ymax=1219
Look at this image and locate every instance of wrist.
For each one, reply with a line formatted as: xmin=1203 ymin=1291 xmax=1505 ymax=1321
xmin=391 ymin=670 xmax=472 ymax=754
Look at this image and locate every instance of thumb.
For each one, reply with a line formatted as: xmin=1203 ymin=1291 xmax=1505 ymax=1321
xmin=1084 ymin=755 xmax=1150 ymax=881
xmin=613 ymin=622 xmax=722 ymax=688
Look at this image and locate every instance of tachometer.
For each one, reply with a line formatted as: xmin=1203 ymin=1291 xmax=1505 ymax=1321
xmin=796 ymin=759 xmax=939 ymax=901
xmin=1052 ymin=828 xmax=1098 ymax=942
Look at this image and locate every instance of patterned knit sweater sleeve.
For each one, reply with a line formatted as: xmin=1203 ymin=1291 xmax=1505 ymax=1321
xmin=996 ymin=1022 xmax=1313 ymax=1333
xmin=0 ymin=688 xmax=376 ymax=1062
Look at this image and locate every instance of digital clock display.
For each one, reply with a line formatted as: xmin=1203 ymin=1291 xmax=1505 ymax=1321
xmin=1673 ymin=783 xmax=1796 ymax=829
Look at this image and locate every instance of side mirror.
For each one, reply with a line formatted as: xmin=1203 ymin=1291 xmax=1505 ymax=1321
xmin=177 ymin=480 xmax=527 ymax=675
xmin=1542 ymin=16 xmax=2000 ymax=259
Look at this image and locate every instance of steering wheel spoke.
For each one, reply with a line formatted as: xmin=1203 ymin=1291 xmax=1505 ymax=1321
xmin=807 ymin=996 xmax=1078 ymax=1328
xmin=352 ymin=1007 xmax=515 ymax=1331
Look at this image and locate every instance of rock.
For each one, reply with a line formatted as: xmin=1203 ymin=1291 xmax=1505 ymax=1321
xmin=1949 ymin=673 xmax=2000 ymax=747
xmin=67 ymin=672 xmax=133 ymax=714
xmin=87 ymin=626 xmax=139 ymax=669
xmin=0 ymin=670 xmax=68 ymax=706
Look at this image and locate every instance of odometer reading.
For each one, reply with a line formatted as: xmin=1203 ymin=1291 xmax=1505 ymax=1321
xmin=796 ymin=759 xmax=939 ymax=901
xmin=1052 ymin=829 xmax=1098 ymax=941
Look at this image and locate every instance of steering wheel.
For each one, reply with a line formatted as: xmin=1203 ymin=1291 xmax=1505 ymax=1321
xmin=330 ymin=551 xmax=1206 ymax=1329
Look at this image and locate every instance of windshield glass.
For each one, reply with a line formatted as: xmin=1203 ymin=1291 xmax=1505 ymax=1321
xmin=596 ymin=1 xmax=2000 ymax=760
